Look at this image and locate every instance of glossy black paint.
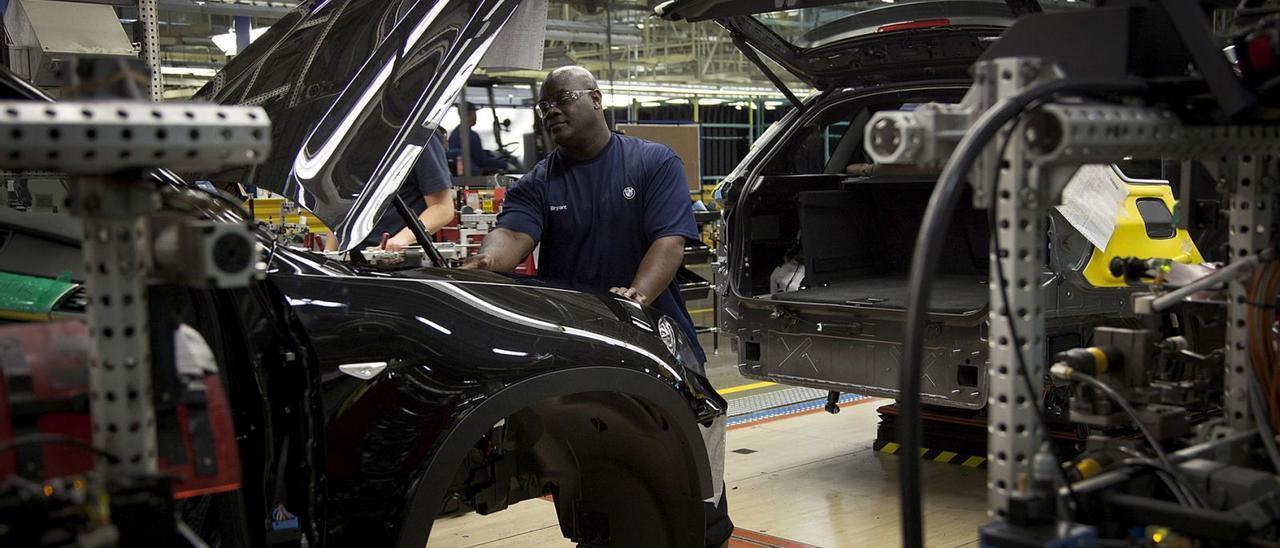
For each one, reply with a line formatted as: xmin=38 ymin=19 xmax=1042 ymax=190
xmin=264 ymin=245 xmax=724 ymax=545
xmin=1 ymin=0 xmax=728 ymax=542
xmin=197 ymin=0 xmax=523 ymax=251
xmin=0 ymin=194 xmax=726 ymax=546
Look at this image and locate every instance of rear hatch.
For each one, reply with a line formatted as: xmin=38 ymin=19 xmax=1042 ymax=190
xmin=655 ymin=0 xmax=1036 ymax=93
xmin=196 ymin=0 xmax=522 ymax=251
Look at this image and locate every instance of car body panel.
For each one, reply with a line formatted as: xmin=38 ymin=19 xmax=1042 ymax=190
xmin=656 ymin=0 xmax=1016 ymax=90
xmin=0 ymin=0 xmax=727 ymax=542
xmin=196 ymin=0 xmax=522 ymax=251
xmin=264 ymin=246 xmax=722 ymax=545
xmin=704 ymin=80 xmax=1200 ymax=410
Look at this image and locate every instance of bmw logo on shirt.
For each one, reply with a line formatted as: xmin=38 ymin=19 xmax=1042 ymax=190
xmin=623 ymin=186 xmax=636 ymax=200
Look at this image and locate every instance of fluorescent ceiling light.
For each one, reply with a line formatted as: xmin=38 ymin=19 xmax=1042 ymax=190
xmin=698 ymin=98 xmax=725 ymax=105
xmin=640 ymin=102 xmax=662 ymax=107
xmin=666 ymin=98 xmax=689 ymax=105
xmin=599 ymin=80 xmax=798 ymax=99
xmin=160 ymin=66 xmax=218 ymax=77
xmin=211 ymin=26 xmax=270 ymax=55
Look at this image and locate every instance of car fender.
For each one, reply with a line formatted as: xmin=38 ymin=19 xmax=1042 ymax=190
xmin=395 ymin=365 xmax=714 ymax=548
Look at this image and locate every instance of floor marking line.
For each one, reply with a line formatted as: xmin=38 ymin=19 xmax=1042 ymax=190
xmin=730 ymin=527 xmax=824 ymax=548
xmin=719 ymin=381 xmax=776 ymax=395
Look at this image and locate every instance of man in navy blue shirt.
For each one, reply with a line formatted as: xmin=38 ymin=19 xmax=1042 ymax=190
xmin=365 ymin=133 xmax=454 ymax=250
xmin=448 ymin=103 xmax=510 ymax=175
xmin=460 ymin=66 xmax=732 ymax=547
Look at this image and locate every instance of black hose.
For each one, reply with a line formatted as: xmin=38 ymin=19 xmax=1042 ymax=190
xmin=0 ymin=433 xmax=120 ymax=464
xmin=1072 ymin=372 xmax=1176 ymax=473
xmin=897 ymin=78 xmax=1144 ymax=547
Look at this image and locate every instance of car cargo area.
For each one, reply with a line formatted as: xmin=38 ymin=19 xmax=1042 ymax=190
xmin=744 ymin=174 xmax=989 ymax=315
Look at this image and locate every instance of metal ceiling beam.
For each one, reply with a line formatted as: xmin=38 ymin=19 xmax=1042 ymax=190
xmin=34 ymin=0 xmax=296 ymax=16
xmin=156 ymin=0 xmax=297 ymax=18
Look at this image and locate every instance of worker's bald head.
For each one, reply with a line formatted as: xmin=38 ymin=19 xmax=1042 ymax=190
xmin=538 ymin=66 xmax=608 ymax=157
xmin=542 ymin=66 xmax=597 ymax=95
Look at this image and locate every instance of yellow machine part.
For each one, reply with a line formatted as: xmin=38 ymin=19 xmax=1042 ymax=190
xmin=247 ymin=197 xmax=332 ymax=234
xmin=1081 ymin=182 xmax=1203 ymax=288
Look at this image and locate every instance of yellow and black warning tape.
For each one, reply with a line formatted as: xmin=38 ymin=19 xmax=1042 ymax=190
xmin=873 ymin=440 xmax=987 ymax=468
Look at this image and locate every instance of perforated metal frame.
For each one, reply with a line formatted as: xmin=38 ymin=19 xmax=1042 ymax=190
xmin=864 ymin=56 xmax=1280 ymax=521
xmin=138 ymin=0 xmax=163 ymax=102
xmin=0 ymin=101 xmax=270 ymax=173
xmin=0 ymin=100 xmax=269 ymax=476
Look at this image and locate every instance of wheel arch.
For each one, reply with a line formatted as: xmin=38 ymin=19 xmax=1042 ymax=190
xmin=395 ymin=365 xmax=715 ymax=548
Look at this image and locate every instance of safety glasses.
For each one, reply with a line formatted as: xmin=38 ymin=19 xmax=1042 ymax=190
xmin=535 ymin=89 xmax=597 ymax=117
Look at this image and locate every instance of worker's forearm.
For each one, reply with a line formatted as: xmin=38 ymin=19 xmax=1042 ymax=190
xmin=629 ymin=236 xmax=686 ymax=303
xmin=477 ymin=228 xmax=534 ymax=272
xmin=392 ymin=204 xmax=455 ymax=243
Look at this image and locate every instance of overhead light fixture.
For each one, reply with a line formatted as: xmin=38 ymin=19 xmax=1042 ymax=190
xmin=211 ymin=26 xmax=269 ymax=55
xmin=596 ymin=80 xmax=805 ymax=100
xmin=640 ymin=102 xmax=662 ymax=108
xmin=698 ymin=98 xmax=725 ymax=105
xmin=666 ymin=98 xmax=689 ymax=105
xmin=160 ymin=66 xmax=218 ymax=77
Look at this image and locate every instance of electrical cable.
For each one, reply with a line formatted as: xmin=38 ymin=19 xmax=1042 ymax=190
xmin=1068 ymin=371 xmax=1177 ymax=472
xmin=0 ymin=433 xmax=119 ymax=463
xmin=1248 ymin=351 xmax=1280 ymax=474
xmin=1120 ymin=458 xmax=1209 ymax=509
xmin=1071 ymin=446 xmax=1196 ymax=506
xmin=898 ymin=77 xmax=1143 ymax=547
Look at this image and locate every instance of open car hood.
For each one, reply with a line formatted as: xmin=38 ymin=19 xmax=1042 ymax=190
xmin=196 ymin=0 xmax=521 ymax=251
xmin=655 ymin=0 xmax=1036 ymax=91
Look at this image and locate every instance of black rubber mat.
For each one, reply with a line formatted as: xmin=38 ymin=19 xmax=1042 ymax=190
xmin=773 ymin=274 xmax=988 ymax=314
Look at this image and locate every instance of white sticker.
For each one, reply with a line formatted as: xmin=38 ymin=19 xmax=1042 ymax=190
xmin=1054 ymin=165 xmax=1130 ymax=252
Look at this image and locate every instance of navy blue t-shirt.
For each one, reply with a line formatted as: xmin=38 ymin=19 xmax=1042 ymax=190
xmin=497 ymin=133 xmax=706 ymax=363
xmin=366 ymin=137 xmax=452 ymax=246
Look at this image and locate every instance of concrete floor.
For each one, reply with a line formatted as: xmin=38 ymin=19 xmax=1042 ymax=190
xmin=428 ymin=334 xmax=991 ymax=547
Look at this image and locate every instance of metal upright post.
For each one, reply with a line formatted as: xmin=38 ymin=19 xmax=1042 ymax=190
xmin=1224 ymin=155 xmax=1277 ymax=432
xmin=138 ymin=0 xmax=163 ymax=101
xmin=78 ymin=175 xmax=159 ymax=474
xmin=458 ymin=94 xmax=472 ymax=176
xmin=234 ymin=15 xmax=253 ymax=55
xmin=987 ymin=115 xmax=1048 ymax=521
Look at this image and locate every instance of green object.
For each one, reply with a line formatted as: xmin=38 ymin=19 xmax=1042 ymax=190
xmin=0 ymin=271 xmax=77 ymax=320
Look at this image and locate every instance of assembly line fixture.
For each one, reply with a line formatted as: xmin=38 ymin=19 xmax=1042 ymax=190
xmin=866 ymin=55 xmax=1280 ymax=522
xmin=0 ymin=100 xmax=270 ymax=476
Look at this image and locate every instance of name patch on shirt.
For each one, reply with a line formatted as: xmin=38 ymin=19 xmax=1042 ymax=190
xmin=549 ymin=204 xmax=569 ymax=212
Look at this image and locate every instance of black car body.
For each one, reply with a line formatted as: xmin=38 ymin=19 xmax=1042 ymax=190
xmin=0 ymin=0 xmax=724 ymax=546
xmin=656 ymin=0 xmax=1201 ymax=411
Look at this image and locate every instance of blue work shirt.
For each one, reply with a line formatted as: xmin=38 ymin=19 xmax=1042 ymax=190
xmin=448 ymin=127 xmax=508 ymax=174
xmin=365 ymin=137 xmax=452 ymax=246
xmin=497 ymin=133 xmax=705 ymax=363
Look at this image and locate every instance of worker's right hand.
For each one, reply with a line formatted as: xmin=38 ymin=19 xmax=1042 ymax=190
xmin=460 ymin=254 xmax=493 ymax=270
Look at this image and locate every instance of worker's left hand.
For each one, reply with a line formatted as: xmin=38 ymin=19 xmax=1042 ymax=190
xmin=382 ymin=233 xmax=416 ymax=252
xmin=610 ymin=287 xmax=649 ymax=305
